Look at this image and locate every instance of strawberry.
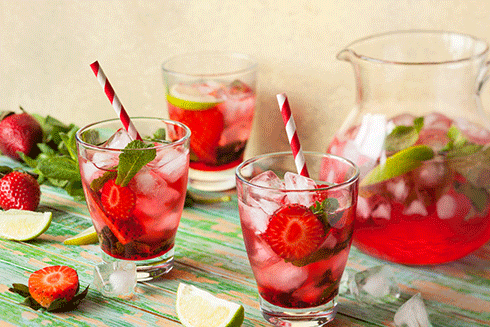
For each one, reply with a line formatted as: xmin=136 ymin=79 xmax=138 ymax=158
xmin=28 ymin=265 xmax=79 ymax=308
xmin=263 ymin=204 xmax=326 ymax=261
xmin=101 ymin=179 xmax=136 ymax=219
xmin=99 ymin=179 xmax=145 ymax=244
xmin=0 ymin=170 xmax=41 ymax=211
xmin=0 ymin=108 xmax=43 ymax=161
xmin=173 ymin=106 xmax=224 ymax=165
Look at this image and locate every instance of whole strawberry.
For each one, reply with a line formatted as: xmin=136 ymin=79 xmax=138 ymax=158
xmin=0 ymin=169 xmax=41 ymax=211
xmin=0 ymin=108 xmax=43 ymax=161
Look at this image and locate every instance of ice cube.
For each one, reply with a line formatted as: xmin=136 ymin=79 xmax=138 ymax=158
xmin=338 ymin=270 xmax=351 ymax=294
xmin=102 ymin=128 xmax=133 ymax=149
xmin=354 ymin=113 xmax=387 ymax=160
xmin=349 ymin=265 xmax=400 ymax=304
xmin=248 ymin=171 xmax=287 ymax=215
xmin=436 ymin=194 xmax=457 ymax=220
xmin=250 ymin=171 xmax=284 ymax=189
xmin=394 ymin=293 xmax=431 ymax=327
xmin=93 ymin=261 xmax=137 ymax=298
xmin=154 ymin=148 xmax=189 ymax=183
xmin=256 ymin=261 xmax=308 ymax=293
xmin=403 ymin=199 xmax=428 ymax=216
xmin=356 ymin=196 xmax=371 ymax=221
xmin=240 ymin=204 xmax=270 ymax=234
xmin=386 ymin=177 xmax=410 ymax=202
xmin=284 ymin=172 xmax=317 ymax=206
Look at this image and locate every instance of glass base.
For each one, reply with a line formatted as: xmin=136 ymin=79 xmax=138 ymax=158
xmin=188 ymin=166 xmax=237 ymax=191
xmin=259 ymin=294 xmax=338 ymax=326
xmin=102 ymin=248 xmax=175 ymax=282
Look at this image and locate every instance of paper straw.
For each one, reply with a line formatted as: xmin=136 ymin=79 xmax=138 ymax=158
xmin=89 ymin=61 xmax=142 ymax=141
xmin=277 ymin=93 xmax=309 ymax=177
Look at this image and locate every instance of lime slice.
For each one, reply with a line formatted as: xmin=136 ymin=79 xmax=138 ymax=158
xmin=0 ymin=209 xmax=52 ymax=241
xmin=167 ymin=84 xmax=222 ymax=111
xmin=176 ymin=283 xmax=245 ymax=327
xmin=63 ymin=226 xmax=98 ymax=245
xmin=361 ymin=145 xmax=435 ymax=187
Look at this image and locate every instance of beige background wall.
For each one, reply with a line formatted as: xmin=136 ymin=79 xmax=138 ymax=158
xmin=2 ymin=0 xmax=490 ymax=158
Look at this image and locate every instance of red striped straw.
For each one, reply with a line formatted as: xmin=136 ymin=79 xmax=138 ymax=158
xmin=277 ymin=93 xmax=309 ymax=177
xmin=89 ymin=61 xmax=142 ymax=141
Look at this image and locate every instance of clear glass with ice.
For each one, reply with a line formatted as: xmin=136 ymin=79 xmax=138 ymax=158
xmin=236 ymin=151 xmax=359 ymax=326
xmin=76 ymin=117 xmax=190 ymax=281
xmin=162 ymin=51 xmax=257 ymax=192
xmin=329 ymin=31 xmax=490 ymax=265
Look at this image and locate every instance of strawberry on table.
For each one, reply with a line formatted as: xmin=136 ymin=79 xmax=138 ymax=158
xmin=28 ymin=265 xmax=79 ymax=308
xmin=0 ymin=108 xmax=43 ymax=161
xmin=263 ymin=204 xmax=326 ymax=261
xmin=0 ymin=169 xmax=41 ymax=211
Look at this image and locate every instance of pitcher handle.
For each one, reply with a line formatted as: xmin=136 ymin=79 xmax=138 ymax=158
xmin=476 ymin=61 xmax=490 ymax=126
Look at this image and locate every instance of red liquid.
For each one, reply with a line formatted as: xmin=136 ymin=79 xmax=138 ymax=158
xmin=79 ymin=146 xmax=189 ymax=260
xmin=328 ymin=112 xmax=490 ymax=264
xmin=238 ymin=199 xmax=355 ymax=308
xmin=167 ymin=81 xmax=255 ymax=171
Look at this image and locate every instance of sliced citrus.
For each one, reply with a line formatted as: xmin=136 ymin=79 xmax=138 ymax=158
xmin=0 ymin=209 xmax=52 ymax=241
xmin=167 ymin=84 xmax=222 ymax=111
xmin=361 ymin=145 xmax=435 ymax=187
xmin=63 ymin=226 xmax=98 ymax=245
xmin=176 ymin=283 xmax=245 ymax=327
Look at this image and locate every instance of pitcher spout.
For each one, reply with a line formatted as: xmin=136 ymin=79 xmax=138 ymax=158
xmin=336 ymin=48 xmax=357 ymax=62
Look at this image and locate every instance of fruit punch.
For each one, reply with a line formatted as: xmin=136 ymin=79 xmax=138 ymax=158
xmin=328 ymin=112 xmax=490 ymax=264
xmin=166 ymin=80 xmax=256 ymax=171
xmin=237 ymin=167 xmax=357 ymax=309
xmin=76 ymin=119 xmax=190 ymax=261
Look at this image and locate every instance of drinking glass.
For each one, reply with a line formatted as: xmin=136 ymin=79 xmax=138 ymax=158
xmin=236 ymin=151 xmax=359 ymax=326
xmin=76 ymin=117 xmax=190 ymax=281
xmin=162 ymin=51 xmax=257 ymax=192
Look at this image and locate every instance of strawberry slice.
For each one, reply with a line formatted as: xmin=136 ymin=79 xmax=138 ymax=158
xmin=98 ymin=179 xmax=145 ymax=244
xmin=263 ymin=204 xmax=326 ymax=261
xmin=101 ymin=179 xmax=136 ymax=219
xmin=172 ymin=106 xmax=224 ymax=165
xmin=28 ymin=265 xmax=79 ymax=308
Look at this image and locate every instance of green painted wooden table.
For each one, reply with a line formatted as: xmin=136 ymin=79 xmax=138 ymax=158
xmin=1 ymin=156 xmax=489 ymax=326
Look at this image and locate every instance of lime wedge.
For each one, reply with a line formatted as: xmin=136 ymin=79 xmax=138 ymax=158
xmin=0 ymin=209 xmax=52 ymax=241
xmin=176 ymin=283 xmax=245 ymax=327
xmin=361 ymin=145 xmax=435 ymax=187
xmin=63 ymin=226 xmax=98 ymax=245
xmin=167 ymin=84 xmax=222 ymax=111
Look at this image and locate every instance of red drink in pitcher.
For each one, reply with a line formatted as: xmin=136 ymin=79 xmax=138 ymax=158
xmin=328 ymin=112 xmax=490 ymax=264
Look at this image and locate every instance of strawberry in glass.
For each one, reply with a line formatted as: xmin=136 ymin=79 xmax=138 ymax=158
xmin=76 ymin=118 xmax=190 ymax=281
xmin=328 ymin=112 xmax=490 ymax=265
xmin=236 ymin=152 xmax=359 ymax=326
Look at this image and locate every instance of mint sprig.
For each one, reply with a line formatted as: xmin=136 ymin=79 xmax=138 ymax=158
xmin=385 ymin=116 xmax=424 ymax=152
xmin=115 ymin=140 xmax=156 ymax=187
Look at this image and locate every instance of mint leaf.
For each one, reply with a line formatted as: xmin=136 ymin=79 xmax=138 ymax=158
xmin=385 ymin=117 xmax=424 ymax=152
xmin=90 ymin=170 xmax=117 ymax=191
xmin=311 ymin=197 xmax=341 ymax=228
xmin=454 ymin=180 xmax=489 ymax=213
xmin=115 ymin=140 xmax=156 ymax=187
xmin=38 ymin=156 xmax=81 ymax=181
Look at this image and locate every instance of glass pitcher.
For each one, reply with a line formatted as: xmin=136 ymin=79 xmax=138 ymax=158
xmin=327 ymin=30 xmax=490 ymax=265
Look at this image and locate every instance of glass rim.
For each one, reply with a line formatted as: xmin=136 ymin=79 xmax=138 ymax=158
xmin=75 ymin=116 xmax=191 ymax=152
xmin=161 ymin=51 xmax=258 ymax=78
xmin=235 ymin=151 xmax=360 ymax=192
xmin=339 ymin=29 xmax=489 ymax=65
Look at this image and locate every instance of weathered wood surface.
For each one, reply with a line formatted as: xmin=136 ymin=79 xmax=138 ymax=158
xmin=0 ymin=157 xmax=489 ymax=326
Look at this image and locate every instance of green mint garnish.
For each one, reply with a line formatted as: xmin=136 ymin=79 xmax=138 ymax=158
xmin=90 ymin=170 xmax=117 ymax=191
xmin=115 ymin=140 xmax=156 ymax=187
xmin=384 ymin=116 xmax=424 ymax=152
xmin=310 ymin=197 xmax=339 ymax=225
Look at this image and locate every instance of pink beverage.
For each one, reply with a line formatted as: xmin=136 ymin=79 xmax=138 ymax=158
xmin=328 ymin=112 xmax=490 ymax=265
xmin=166 ymin=80 xmax=256 ymax=171
xmin=76 ymin=118 xmax=190 ymax=280
xmin=236 ymin=152 xmax=359 ymax=326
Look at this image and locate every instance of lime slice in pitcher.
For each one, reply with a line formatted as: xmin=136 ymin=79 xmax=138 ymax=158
xmin=167 ymin=84 xmax=223 ymax=111
xmin=361 ymin=145 xmax=435 ymax=187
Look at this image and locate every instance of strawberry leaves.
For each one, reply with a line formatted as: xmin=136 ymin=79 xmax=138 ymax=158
xmin=9 ymin=282 xmax=89 ymax=312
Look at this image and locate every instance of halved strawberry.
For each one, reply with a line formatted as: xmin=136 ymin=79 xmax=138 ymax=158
xmin=28 ymin=265 xmax=79 ymax=308
xmin=263 ymin=204 xmax=326 ymax=261
xmin=171 ymin=106 xmax=224 ymax=165
xmin=101 ymin=179 xmax=136 ymax=219
xmin=99 ymin=179 xmax=145 ymax=245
